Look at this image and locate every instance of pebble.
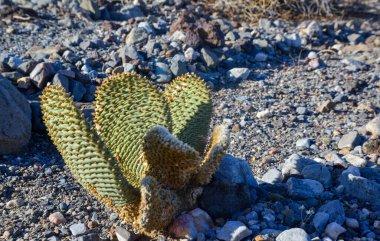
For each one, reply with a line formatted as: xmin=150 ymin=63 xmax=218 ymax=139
xmin=200 ymin=48 xmax=219 ymax=68
xmin=115 ymin=226 xmax=137 ymax=241
xmin=276 ymin=228 xmax=310 ymax=241
xmin=345 ymin=217 xmax=359 ymax=229
xmin=70 ymin=223 xmax=87 ymax=236
xmin=48 ymin=212 xmax=66 ymax=225
xmin=313 ymin=212 xmax=330 ymax=233
xmin=5 ymin=198 xmax=24 ymax=209
xmin=256 ymin=109 xmax=272 ymax=119
xmin=338 ymin=131 xmax=361 ymax=150
xmin=296 ymin=138 xmax=313 ymax=149
xmin=155 ymin=62 xmax=172 ymax=83
xmin=261 ymin=168 xmax=283 ymax=184
xmin=324 ymin=222 xmax=346 ymax=240
xmin=318 ymin=200 xmax=345 ymax=225
xmin=216 ymin=221 xmax=252 ymax=241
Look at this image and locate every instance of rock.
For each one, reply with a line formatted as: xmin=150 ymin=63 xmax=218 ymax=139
xmin=286 ymin=177 xmax=324 ymax=199
xmin=17 ymin=60 xmax=38 ymax=75
xmin=200 ymin=48 xmax=219 ymax=69
xmin=2 ymin=71 xmax=23 ymax=83
xmin=363 ymin=139 xmax=380 ymax=154
xmin=5 ymin=198 xmax=24 ymax=209
xmin=296 ymin=138 xmax=313 ymax=150
xmin=30 ymin=100 xmax=45 ymax=132
xmin=170 ymin=54 xmax=188 ymax=76
xmin=366 ymin=117 xmax=380 ymax=138
xmin=112 ymin=66 xmax=124 ymax=74
xmin=115 ymin=226 xmax=138 ymax=241
xmin=30 ymin=62 xmax=56 ymax=89
xmin=70 ymin=223 xmax=87 ymax=236
xmin=170 ymin=209 xmax=213 ymax=239
xmin=49 ymin=212 xmax=66 ymax=226
xmin=296 ymin=107 xmax=308 ymax=115
xmin=286 ymin=33 xmax=302 ymax=49
xmin=184 ymin=48 xmax=198 ymax=62
xmin=312 ymin=212 xmax=330 ymax=233
xmin=200 ymin=155 xmax=258 ymax=218
xmin=80 ymin=0 xmax=100 ymax=20
xmin=345 ymin=218 xmax=359 ymax=229
xmin=62 ymin=50 xmax=80 ymax=64
xmin=341 ymin=174 xmax=380 ymax=209
xmin=227 ymin=68 xmax=250 ymax=82
xmin=52 ymin=73 xmax=70 ymax=92
xmin=155 ymin=62 xmax=172 ymax=83
xmin=0 ymin=77 xmax=31 ymax=154
xmin=305 ymin=21 xmax=322 ymax=37
xmin=317 ymin=100 xmax=335 ymax=113
xmin=338 ymin=131 xmax=361 ymax=150
xmin=347 ymin=33 xmax=361 ymax=44
xmin=7 ymin=56 xmax=23 ymax=70
xmin=318 ymin=200 xmax=345 ymax=225
xmin=281 ymin=154 xmax=316 ymax=178
xmin=301 ymin=164 xmax=332 ymax=188
xmin=17 ymin=77 xmax=32 ymax=89
xmin=343 ymin=154 xmax=367 ymax=167
xmin=324 ymin=222 xmax=346 ymax=240
xmin=254 ymin=52 xmax=268 ymax=62
xmin=256 ymin=109 xmax=272 ymax=119
xmin=120 ymin=45 xmax=141 ymax=62
xmin=77 ymin=233 xmax=100 ymax=241
xmin=110 ymin=5 xmax=144 ymax=21
xmin=276 ymin=228 xmax=310 ymax=241
xmin=125 ymin=27 xmax=148 ymax=45
xmin=71 ymin=80 xmax=86 ymax=102
xmin=216 ymin=221 xmax=252 ymax=241
xmin=123 ymin=63 xmax=135 ymax=73
xmin=261 ymin=168 xmax=283 ymax=184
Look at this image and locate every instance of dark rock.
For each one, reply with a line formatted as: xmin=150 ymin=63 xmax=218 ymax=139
xmin=200 ymin=155 xmax=258 ymax=218
xmin=17 ymin=60 xmax=38 ymax=75
xmin=110 ymin=5 xmax=144 ymax=21
xmin=70 ymin=81 xmax=86 ymax=102
xmin=29 ymin=100 xmax=45 ymax=132
xmin=170 ymin=54 xmax=188 ymax=76
xmin=301 ymin=164 xmax=332 ymax=188
xmin=30 ymin=62 xmax=56 ymax=89
xmin=80 ymin=0 xmax=100 ymax=20
xmin=0 ymin=76 xmax=31 ymax=154
xmin=286 ymin=177 xmax=324 ymax=199
xmin=52 ymin=73 xmax=70 ymax=92
xmin=200 ymin=48 xmax=219 ymax=69
xmin=318 ymin=200 xmax=345 ymax=225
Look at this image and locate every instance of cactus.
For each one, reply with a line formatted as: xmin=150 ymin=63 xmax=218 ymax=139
xmin=41 ymin=72 xmax=229 ymax=236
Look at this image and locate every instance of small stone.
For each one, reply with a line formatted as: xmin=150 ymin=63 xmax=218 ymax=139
xmin=112 ymin=66 xmax=124 ymax=74
xmin=318 ymin=200 xmax=345 ymax=225
xmin=17 ymin=77 xmax=32 ymax=89
xmin=343 ymin=154 xmax=367 ymax=167
xmin=254 ymin=52 xmax=268 ymax=62
xmin=308 ymin=58 xmax=320 ymax=69
xmin=52 ymin=73 xmax=69 ymax=92
xmin=345 ymin=218 xmax=359 ymax=229
xmin=324 ymin=222 xmax=346 ymax=240
xmin=123 ymin=63 xmax=135 ymax=73
xmin=287 ymin=177 xmax=324 ymax=199
xmin=71 ymin=80 xmax=86 ymax=102
xmin=2 ymin=231 xmax=11 ymax=239
xmin=49 ymin=212 xmax=66 ymax=225
xmin=120 ymin=45 xmax=141 ymax=62
xmin=200 ymin=48 xmax=219 ymax=69
xmin=6 ymin=198 xmax=24 ymax=209
xmin=115 ymin=226 xmax=137 ymax=241
xmin=317 ymin=100 xmax=335 ymax=113
xmin=366 ymin=117 xmax=380 ymax=138
xmin=296 ymin=107 xmax=308 ymax=115
xmin=155 ymin=62 xmax=172 ymax=83
xmin=110 ymin=213 xmax=119 ymax=221
xmin=184 ymin=48 xmax=198 ymax=62
xmin=261 ymin=169 xmax=283 ymax=184
xmin=276 ymin=228 xmax=310 ymax=241
xmin=338 ymin=131 xmax=361 ymax=150
xmin=256 ymin=109 xmax=272 ymax=118
xmin=17 ymin=60 xmax=38 ymax=75
xmin=216 ymin=221 xmax=252 ymax=241
xmin=281 ymin=154 xmax=316 ymax=178
xmin=347 ymin=33 xmax=361 ymax=44
xmin=313 ymin=212 xmax=330 ymax=233
xmin=77 ymin=233 xmax=100 ymax=241
xmin=227 ymin=68 xmax=250 ymax=82
xmin=69 ymin=223 xmax=87 ymax=236
xmin=296 ymin=138 xmax=313 ymax=150
xmin=170 ymin=54 xmax=187 ymax=76
xmin=126 ymin=27 xmax=148 ymax=45
xmin=301 ymin=164 xmax=332 ymax=188
xmin=80 ymin=0 xmax=101 ymax=20
xmin=169 ymin=213 xmax=197 ymax=239
xmin=30 ymin=62 xmax=56 ymax=89
xmin=62 ymin=50 xmax=80 ymax=64
xmin=305 ymin=21 xmax=322 ymax=37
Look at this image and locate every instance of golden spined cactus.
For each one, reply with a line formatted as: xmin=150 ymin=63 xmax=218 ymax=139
xmin=94 ymin=73 xmax=171 ymax=188
xmin=164 ymin=73 xmax=212 ymax=153
xmin=40 ymin=84 xmax=140 ymax=221
xmin=41 ymin=72 xmax=230 ymax=236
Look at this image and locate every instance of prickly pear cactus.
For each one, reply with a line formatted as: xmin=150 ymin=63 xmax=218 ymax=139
xmin=41 ymin=72 xmax=229 ymax=237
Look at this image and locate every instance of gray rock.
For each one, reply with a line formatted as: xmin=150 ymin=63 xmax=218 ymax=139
xmin=17 ymin=60 xmax=38 ymax=75
xmin=76 ymin=233 xmax=100 ymax=241
xmin=276 ymin=228 xmax=310 ymax=241
xmin=305 ymin=21 xmax=322 ymax=37
xmin=338 ymin=131 xmax=361 ymax=150
xmin=296 ymin=138 xmax=313 ymax=150
xmin=5 ymin=198 xmax=24 ymax=209
xmin=155 ymin=62 xmax=172 ymax=83
xmin=216 ymin=221 xmax=252 ymax=241
xmin=115 ymin=226 xmax=138 ymax=241
xmin=111 ymin=5 xmax=144 ymax=21
xmin=120 ymin=45 xmax=141 ymax=62
xmin=318 ymin=200 xmax=345 ymax=225
xmin=366 ymin=117 xmax=380 ymax=137
xmin=258 ymin=18 xmax=271 ymax=30
xmin=80 ymin=0 xmax=100 ymax=19
xmin=52 ymin=73 xmax=70 ymax=92
xmin=341 ymin=173 xmax=380 ymax=209
xmin=7 ymin=56 xmax=23 ymax=69
xmin=125 ymin=27 xmax=148 ymax=45
xmin=325 ymin=222 xmax=346 ymax=240
xmin=254 ymin=52 xmax=268 ymax=62
xmin=286 ymin=177 xmax=324 ymax=199
xmin=184 ymin=47 xmax=198 ymax=62
xmin=17 ymin=77 xmax=32 ymax=89
xmin=301 ymin=164 xmax=332 ymax=188
xmin=261 ymin=168 xmax=283 ymax=184
xmin=200 ymin=48 xmax=219 ymax=69
xmin=200 ymin=155 xmax=258 ymax=218
xmin=347 ymin=33 xmax=361 ymax=44
xmin=0 ymin=77 xmax=31 ymax=154
xmin=71 ymin=80 xmax=86 ymax=102
xmin=286 ymin=33 xmax=302 ymax=49
xmin=312 ymin=212 xmax=330 ymax=233
xmin=296 ymin=107 xmax=308 ymax=115
xmin=123 ymin=63 xmax=135 ymax=73
xmin=62 ymin=50 xmax=80 ymax=64
xmin=170 ymin=54 xmax=187 ymax=76
xmin=345 ymin=217 xmax=359 ymax=229
xmin=227 ymin=68 xmax=250 ymax=82
xmin=281 ymin=154 xmax=317 ymax=178
xmin=30 ymin=62 xmax=56 ymax=89
xmin=69 ymin=223 xmax=87 ymax=236
xmin=343 ymin=154 xmax=367 ymax=167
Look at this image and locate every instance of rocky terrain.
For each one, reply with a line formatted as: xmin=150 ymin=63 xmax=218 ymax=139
xmin=1 ymin=0 xmax=380 ymax=240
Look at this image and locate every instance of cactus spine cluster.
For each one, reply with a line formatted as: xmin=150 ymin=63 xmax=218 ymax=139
xmin=41 ymin=72 xmax=229 ymax=236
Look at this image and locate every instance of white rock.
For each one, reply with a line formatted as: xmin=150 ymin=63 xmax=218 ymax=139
xmin=69 ymin=223 xmax=87 ymax=236
xmin=184 ymin=47 xmax=199 ymax=62
xmin=115 ymin=226 xmax=136 ymax=241
xmin=48 ymin=212 xmax=66 ymax=226
xmin=276 ymin=228 xmax=311 ymax=241
xmin=256 ymin=109 xmax=272 ymax=118
xmin=170 ymin=30 xmax=186 ymax=42
xmin=366 ymin=117 xmax=380 ymax=137
xmin=216 ymin=221 xmax=252 ymax=241
xmin=227 ymin=68 xmax=250 ymax=82
xmin=325 ymin=222 xmax=346 ymax=240
xmin=343 ymin=154 xmax=367 ymax=167
xmin=261 ymin=168 xmax=283 ymax=184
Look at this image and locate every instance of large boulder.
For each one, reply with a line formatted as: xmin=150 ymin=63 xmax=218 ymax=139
xmin=199 ymin=154 xmax=258 ymax=218
xmin=0 ymin=76 xmax=31 ymax=154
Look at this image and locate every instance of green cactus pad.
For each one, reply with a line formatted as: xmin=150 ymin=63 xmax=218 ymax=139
xmin=94 ymin=73 xmax=171 ymax=188
xmin=40 ymin=84 xmax=140 ymax=208
xmin=164 ymin=73 xmax=212 ymax=153
xmin=143 ymin=126 xmax=201 ymax=189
